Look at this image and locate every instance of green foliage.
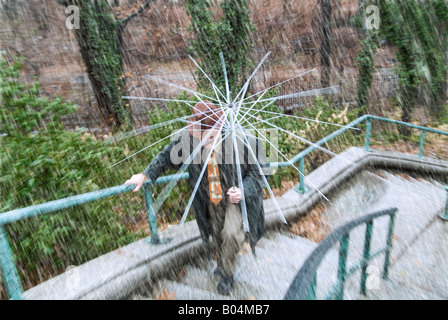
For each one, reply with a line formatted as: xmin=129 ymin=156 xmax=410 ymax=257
xmin=0 ymin=58 xmax=76 ymax=138
xmin=0 ymin=55 xmax=141 ymax=289
xmin=435 ymin=103 xmax=448 ymax=125
xmin=0 ymin=55 xmax=121 ymax=208
xmin=354 ymin=1 xmax=448 ymax=122
xmin=185 ymin=0 xmax=255 ymax=94
xmin=249 ymin=95 xmax=361 ymax=189
xmin=355 ymin=31 xmax=379 ymax=113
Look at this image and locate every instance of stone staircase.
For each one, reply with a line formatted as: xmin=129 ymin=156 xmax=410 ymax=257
xmin=140 ymin=230 xmax=320 ymax=300
xmin=132 ymin=169 xmax=448 ymax=300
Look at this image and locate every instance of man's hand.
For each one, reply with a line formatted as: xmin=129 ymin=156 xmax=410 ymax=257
xmin=124 ymin=174 xmax=148 ymax=192
xmin=227 ymin=187 xmax=242 ymax=204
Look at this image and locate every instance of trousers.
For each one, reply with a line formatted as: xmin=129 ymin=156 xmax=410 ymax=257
xmin=206 ymin=199 xmax=246 ymax=278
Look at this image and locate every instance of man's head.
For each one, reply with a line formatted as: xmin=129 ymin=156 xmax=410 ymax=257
xmin=187 ymin=101 xmax=224 ymax=138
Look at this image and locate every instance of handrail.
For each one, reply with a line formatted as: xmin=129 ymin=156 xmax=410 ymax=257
xmin=283 ymin=208 xmax=398 ymax=300
xmin=1 ymin=115 xmax=446 ymax=226
xmin=440 ymin=186 xmax=448 ymax=221
xmin=0 ymin=115 xmax=447 ymax=300
xmin=0 ymin=172 xmax=191 ymax=226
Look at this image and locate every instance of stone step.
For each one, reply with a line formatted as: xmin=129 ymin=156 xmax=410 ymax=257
xmin=414 ymin=177 xmax=440 ymax=190
xmin=232 ymin=250 xmax=305 ymax=299
xmin=146 ymin=231 xmax=320 ymax=300
xmin=383 ymin=218 xmax=448 ymax=299
xmin=377 ymin=170 xmax=436 ymax=189
xmin=427 ymin=178 xmax=446 ymax=189
xmin=377 ymin=170 xmax=445 ymax=191
xmin=152 ymin=279 xmax=231 ymax=300
xmin=375 ymin=170 xmax=416 ymax=189
xmin=178 ymin=265 xmax=217 ymax=293
xmin=261 ymin=231 xmax=318 ymax=247
xmin=361 ymin=278 xmax=444 ymax=300
xmin=179 ymin=259 xmax=289 ymax=300
xmin=171 ymin=232 xmax=321 ymax=300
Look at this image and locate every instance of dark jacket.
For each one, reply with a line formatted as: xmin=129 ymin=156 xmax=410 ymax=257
xmin=143 ymin=128 xmax=271 ymax=250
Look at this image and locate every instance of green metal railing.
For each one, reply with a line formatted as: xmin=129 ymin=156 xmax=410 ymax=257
xmin=1 ymin=115 xmax=447 ymax=300
xmin=283 ymin=208 xmax=398 ymax=300
xmin=440 ymin=186 xmax=448 ymax=221
xmin=289 ymin=115 xmax=448 ymax=193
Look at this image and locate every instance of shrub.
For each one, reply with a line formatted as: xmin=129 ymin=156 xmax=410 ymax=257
xmin=0 ymin=55 xmax=142 ymax=296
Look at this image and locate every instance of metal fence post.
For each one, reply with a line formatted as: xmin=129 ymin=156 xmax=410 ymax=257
xmin=142 ymin=184 xmax=169 ymax=244
xmin=439 ymin=186 xmax=448 ymax=221
xmin=295 ymin=157 xmax=310 ymax=194
xmin=418 ymin=130 xmax=426 ymax=159
xmin=0 ymin=226 xmax=23 ymax=300
xmin=365 ymin=117 xmax=372 ymax=152
xmin=335 ymin=235 xmax=350 ymax=300
xmin=383 ymin=213 xmax=396 ymax=280
xmin=360 ymin=221 xmax=373 ymax=295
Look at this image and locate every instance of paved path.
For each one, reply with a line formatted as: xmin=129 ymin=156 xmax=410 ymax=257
xmin=137 ymin=169 xmax=447 ymax=300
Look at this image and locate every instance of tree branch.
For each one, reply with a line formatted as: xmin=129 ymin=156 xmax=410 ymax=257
xmin=119 ymin=0 xmax=152 ymax=26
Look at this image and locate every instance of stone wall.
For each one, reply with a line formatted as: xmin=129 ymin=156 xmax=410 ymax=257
xmin=0 ymin=0 xmax=100 ymax=127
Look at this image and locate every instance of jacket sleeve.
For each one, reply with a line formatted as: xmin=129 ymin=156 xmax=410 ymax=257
xmin=242 ymin=136 xmax=271 ymax=199
xmin=142 ymin=131 xmax=186 ymax=182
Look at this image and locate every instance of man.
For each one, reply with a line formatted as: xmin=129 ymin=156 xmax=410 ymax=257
xmin=125 ymin=101 xmax=270 ymax=295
